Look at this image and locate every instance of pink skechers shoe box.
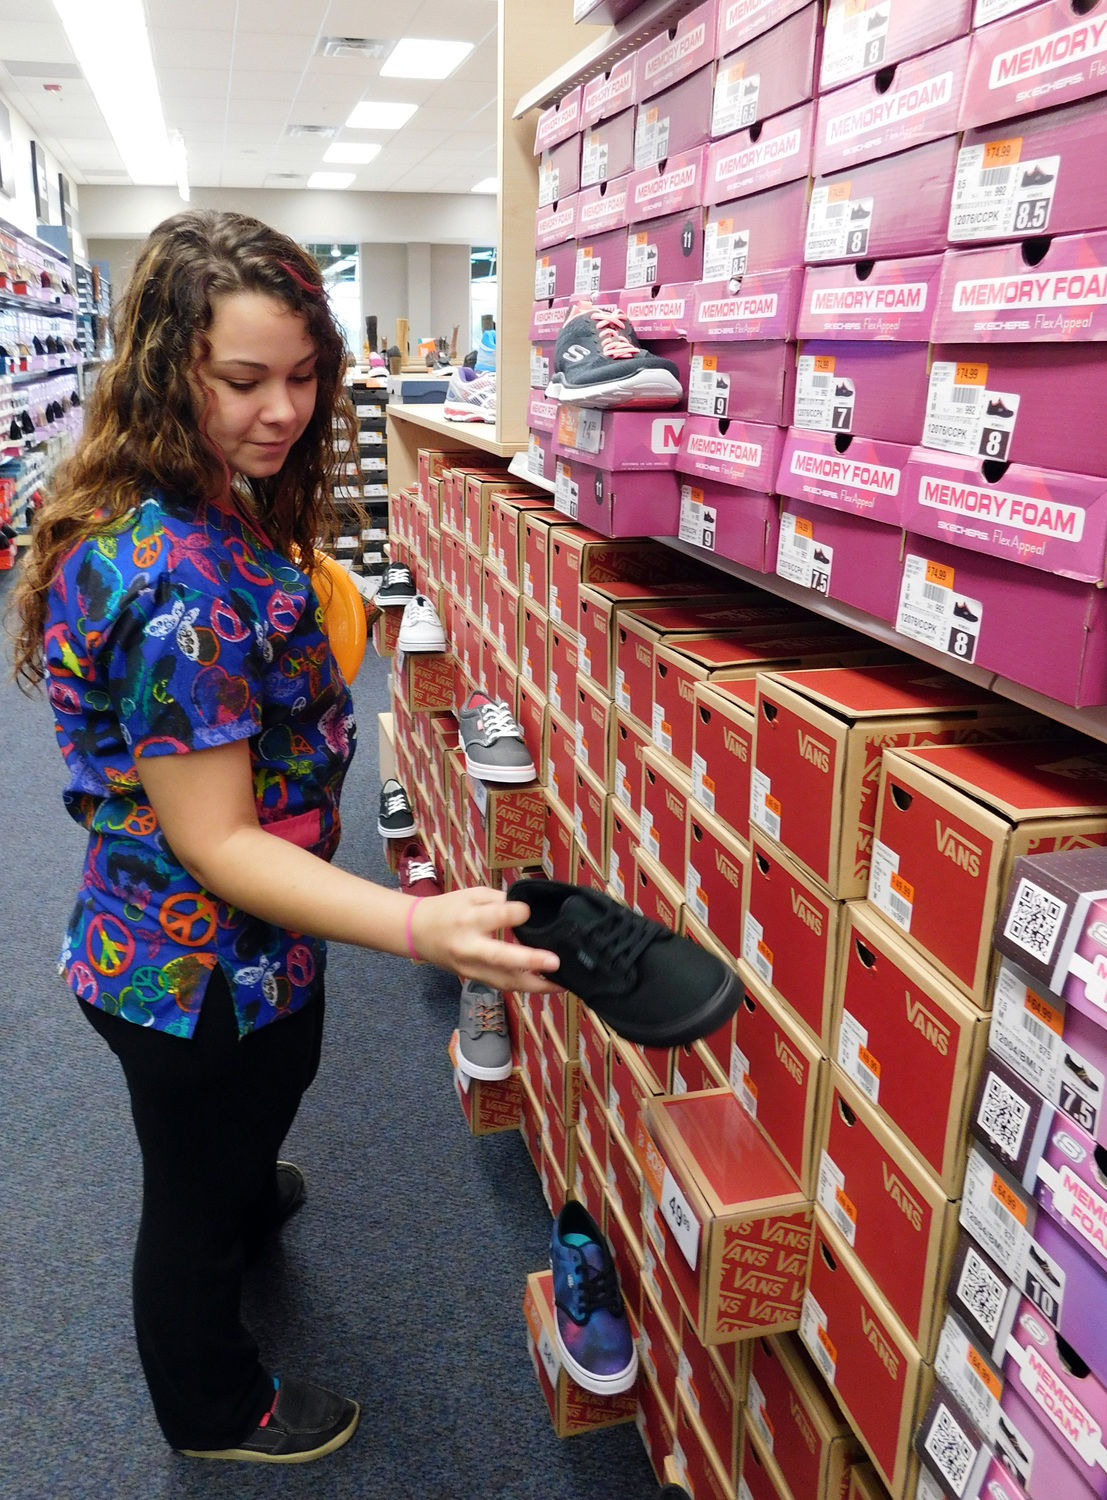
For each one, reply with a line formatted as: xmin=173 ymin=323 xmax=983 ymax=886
xmin=798 ymin=255 xmax=945 ymax=340
xmin=627 ymin=146 xmax=709 ymax=222
xmin=624 ymin=207 xmax=705 ymax=289
xmin=791 ymin=340 xmax=930 ymax=443
xmin=633 ymin=66 xmax=715 ymax=169
xmin=525 ymin=431 xmax=559 ymax=485
xmin=619 ymin=281 xmax=696 ymax=337
xmin=552 ymin=456 xmax=682 ymax=537
xmin=691 ymin=265 xmax=804 ymax=340
xmin=576 ymin=176 xmax=632 ymax=239
xmin=961 ymin=0 xmax=1107 ymax=130
xmin=580 ymin=108 xmax=636 ymax=187
xmin=527 ymin=391 xmax=558 ymax=435
xmin=573 ymin=227 xmax=629 ymax=298
xmin=777 ymin=495 xmax=906 ymax=620
xmin=895 ymin=529 xmax=1107 ymax=703
xmin=552 ymin=407 xmax=686 ymax=470
xmin=950 ymin=95 xmax=1107 ymax=244
xmin=712 ymin=3 xmax=822 ymax=138
xmin=529 ymin=342 xmax=554 ymax=389
xmin=972 ymin=0 xmax=1040 ymax=26
xmin=581 ymin=56 xmax=638 ymax=128
xmin=900 ymin=446 xmax=1107 ymax=582
xmin=534 ymin=85 xmax=583 ymax=154
xmin=678 ymin=412 xmax=784 ymax=492
xmin=814 ymin=35 xmax=970 ymax=174
xmin=574 ymin=0 xmax=642 ymax=24
xmin=534 ymin=239 xmax=578 ymax=299
xmin=538 ymin=138 xmax=581 ymax=209
xmin=935 ymin=231 xmax=1107 ymax=342
xmin=675 ymin=477 xmax=780 ymax=571
xmin=653 ymin=338 xmax=694 ymax=392
xmin=704 ymin=176 xmax=809 ymax=285
xmin=925 ymin=342 xmax=1107 ymax=478
xmin=717 ymin=0 xmax=811 ymax=53
xmin=535 ymin=197 xmax=578 ymax=252
xmin=820 ymin=0 xmax=973 ymax=91
xmin=805 ymin=134 xmax=959 ymax=263
xmin=777 ymin=426 xmax=910 ymax=524
xmin=529 ymin=297 xmax=571 ymax=342
xmin=688 ymin=339 xmax=796 ymax=424
xmin=706 ymin=101 xmax=814 ymax=205
xmin=635 ymin=1 xmax=721 ymax=101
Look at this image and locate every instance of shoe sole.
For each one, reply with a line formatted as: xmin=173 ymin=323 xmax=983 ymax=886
xmin=442 ymin=406 xmax=495 ymax=423
xmin=396 ymin=637 xmax=447 ymax=653
xmin=545 ymin=369 xmax=682 ymax=409
xmin=553 ymin=1328 xmax=639 ymax=1396
xmin=179 ymin=1401 xmax=360 ymax=1463
xmin=463 ymin=752 xmax=536 ymax=784
xmin=587 ymin=966 xmax=742 ymax=1049
xmin=376 ymin=591 xmax=415 ymax=606
xmin=456 ymin=1051 xmax=514 ymax=1082
xmin=377 ymin=818 xmax=418 ymax=838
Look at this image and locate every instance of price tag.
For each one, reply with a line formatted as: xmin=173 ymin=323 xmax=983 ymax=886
xmin=691 ymin=752 xmax=715 ymax=812
xmin=554 ymin=461 xmax=579 ymax=519
xmin=750 ymin=767 xmax=781 ymax=840
xmin=776 ymin=510 xmax=832 ymax=595
xmin=817 ymin=1151 xmax=858 ymax=1247
xmin=634 ymin=108 xmax=671 ymax=169
xmin=896 ymin=553 xmax=983 ymax=664
xmin=660 ymin=1164 xmax=701 ymax=1269
xmin=534 ymin=256 xmax=556 ymax=299
xmin=685 ymin=863 xmax=709 ymax=923
xmin=625 ymin=232 xmax=659 ymax=289
xmin=651 ymin=701 xmax=673 ymax=754
xmin=837 ymin=1008 xmax=881 ymax=1103
xmin=821 ymin=0 xmax=889 ymax=88
xmin=742 ymin=910 xmax=774 ymax=987
xmin=537 ymin=162 xmax=560 ymax=207
xmin=960 ymin=1149 xmax=1030 ymax=1284
xmin=923 ymin=360 xmax=1019 ymax=462
xmin=712 ymin=64 xmax=761 ymax=137
xmin=800 ymin=1290 xmax=837 ymax=1384
xmin=729 ymin=1042 xmax=759 ymax=1118
xmin=868 ymin=838 xmax=914 ymax=931
xmin=795 ymin=353 xmax=854 ymax=434
xmin=529 ymin=349 xmax=549 ymax=388
xmin=804 ymin=181 xmax=873 ymax=262
xmin=688 ymin=355 xmax=731 ymax=418
xmin=581 ymin=130 xmax=610 ymax=187
xmin=678 ymin=483 xmax=718 ymax=550
xmin=702 ymin=217 xmax=749 ymax=284
xmin=949 ymin=139 xmax=1058 ymax=242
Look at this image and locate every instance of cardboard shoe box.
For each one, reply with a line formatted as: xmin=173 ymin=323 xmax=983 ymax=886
xmin=687 ymin=340 xmax=796 ymax=425
xmin=747 ymin=1332 xmax=862 ymax=1500
xmin=804 ymin=135 xmax=960 ymax=264
xmin=674 ymin=479 xmax=781 ymax=572
xmin=633 ymin=66 xmax=715 ymax=171
xmin=774 ymin=496 xmax=906 ymax=625
xmin=692 ymin=676 xmax=758 ymax=844
xmin=706 ymin=99 xmax=815 ymax=207
xmin=869 ymin=740 xmax=1107 ymax=1005
xmin=712 ymin=4 xmax=822 ymax=139
xmin=522 ymin=1270 xmax=638 ymax=1437
xmin=960 ymin=0 xmax=1107 ymax=130
xmin=636 ymin=1088 xmax=814 ymax=1345
xmin=820 ymin=0 xmax=972 ymax=91
xmin=790 ymin=341 xmax=930 ymax=446
xmin=798 ymin=252 xmax=945 ymax=342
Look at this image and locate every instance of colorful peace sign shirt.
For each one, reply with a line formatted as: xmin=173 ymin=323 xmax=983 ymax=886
xmin=46 ymin=492 xmax=357 ymax=1038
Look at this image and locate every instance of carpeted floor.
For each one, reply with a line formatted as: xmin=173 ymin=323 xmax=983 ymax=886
xmin=0 ymin=569 xmax=659 ymax=1500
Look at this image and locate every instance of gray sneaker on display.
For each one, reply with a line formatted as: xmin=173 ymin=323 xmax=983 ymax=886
xmin=456 ymin=980 xmax=513 ymax=1081
xmin=458 ymin=691 xmax=536 ymax=783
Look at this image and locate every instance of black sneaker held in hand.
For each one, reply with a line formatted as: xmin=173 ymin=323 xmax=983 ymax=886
xmin=507 ymin=880 xmax=739 ymax=1047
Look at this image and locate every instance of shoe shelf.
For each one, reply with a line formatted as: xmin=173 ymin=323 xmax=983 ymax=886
xmin=387 ymin=402 xmax=527 ymax=494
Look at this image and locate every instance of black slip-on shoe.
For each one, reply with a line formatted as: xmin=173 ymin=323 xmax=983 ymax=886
xmin=179 ymin=1374 xmax=359 ymax=1463
xmin=507 ymin=879 xmax=740 ymax=1047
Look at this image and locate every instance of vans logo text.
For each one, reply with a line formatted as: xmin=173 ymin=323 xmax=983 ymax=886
xmin=935 ymin=821 xmax=982 ymax=877
xmin=881 ymin=1163 xmax=923 ymax=1231
xmin=791 ymin=890 xmax=824 ymax=936
xmin=798 ymin=730 xmax=831 ymax=771
xmin=861 ymin=1311 xmax=900 ymax=1379
xmin=906 ymin=993 xmax=951 ymax=1055
xmin=774 ymin=1035 xmax=804 ymax=1085
xmin=722 ymin=727 xmax=749 ymax=761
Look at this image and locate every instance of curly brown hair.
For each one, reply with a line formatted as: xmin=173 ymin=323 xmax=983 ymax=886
xmin=10 ymin=209 xmax=360 ymax=690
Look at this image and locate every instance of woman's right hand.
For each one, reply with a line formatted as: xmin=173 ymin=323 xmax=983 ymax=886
xmin=408 ymin=887 xmax=560 ymax=993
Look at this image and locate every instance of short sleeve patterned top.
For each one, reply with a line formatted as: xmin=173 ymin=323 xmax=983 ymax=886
xmin=45 ymin=491 xmax=357 ymax=1038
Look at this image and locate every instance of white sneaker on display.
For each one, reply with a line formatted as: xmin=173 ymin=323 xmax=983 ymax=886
xmin=397 ymin=594 xmax=446 ymax=653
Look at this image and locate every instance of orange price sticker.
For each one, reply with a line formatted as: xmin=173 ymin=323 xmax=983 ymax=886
xmin=890 ymin=871 xmax=915 ymax=904
xmin=701 ymin=772 xmax=716 ymax=793
xmin=765 ymin=792 xmax=782 ymax=816
xmin=757 ymin=938 xmax=775 ymax=966
xmin=859 ymin=1045 xmax=882 ymax=1079
xmin=828 ymin=181 xmax=852 ymax=204
xmin=556 ymin=407 xmax=579 ymax=443
xmin=954 ymin=362 xmax=988 ymax=387
xmin=794 ymin=516 xmax=814 ymax=539
xmin=690 ymin=486 xmax=704 ymax=504
xmin=646 ymin=107 xmax=659 ymax=124
xmin=817 ymin=1325 xmax=838 ymax=1365
xmin=743 ymin=1073 xmax=759 ymax=1100
xmin=581 ymin=244 xmax=593 ymax=258
xmin=636 ymin=1118 xmax=667 ymax=1203
xmin=835 ymin=1186 xmax=858 ymax=1223
xmin=700 ymin=355 xmax=717 ymax=372
xmin=634 ymin=232 xmax=648 ymax=247
xmin=925 ymin=560 xmax=955 ymax=589
xmin=967 ymin=1345 xmax=1003 ymax=1400
xmin=717 ymin=218 xmax=733 ymax=235
xmin=727 ymin=60 xmax=746 ymax=80
xmin=983 ymin=137 xmax=1022 ymax=167
xmin=1026 ymin=988 xmax=1063 ymax=1035
xmin=696 ymin=884 xmax=709 ymax=907
xmin=813 ymin=354 xmax=836 ymax=373
xmin=660 ymin=718 xmax=671 ymax=735
xmin=991 ymin=1173 xmax=1028 ymax=1225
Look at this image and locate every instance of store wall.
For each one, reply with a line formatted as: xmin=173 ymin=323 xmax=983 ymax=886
xmin=0 ymin=88 xmax=82 ymax=251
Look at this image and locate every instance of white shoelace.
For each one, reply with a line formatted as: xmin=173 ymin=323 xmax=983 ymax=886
xmin=383 ymin=790 xmax=409 ymax=817
xmin=383 ymin=564 xmax=408 ymax=586
xmin=406 ymin=859 xmax=437 ymax=884
xmin=477 ymin=700 xmax=523 ymax=741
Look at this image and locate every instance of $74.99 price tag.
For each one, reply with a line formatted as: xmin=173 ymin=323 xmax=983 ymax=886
xmin=660 ymin=1164 xmax=701 ymax=1270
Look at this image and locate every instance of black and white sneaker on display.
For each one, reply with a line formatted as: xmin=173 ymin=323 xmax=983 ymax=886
xmin=377 ymin=778 xmax=418 ymax=839
xmin=545 ymin=298 xmax=682 ymax=410
xmin=376 ymin=562 xmax=416 ymax=606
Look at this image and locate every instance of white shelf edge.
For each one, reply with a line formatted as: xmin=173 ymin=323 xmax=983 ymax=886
xmin=513 ymin=0 xmax=704 ymax=117
xmin=658 ymin=535 xmax=1107 ymax=745
xmin=507 ymin=449 xmax=557 ymax=492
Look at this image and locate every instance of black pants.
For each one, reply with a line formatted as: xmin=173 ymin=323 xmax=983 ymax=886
xmin=80 ymin=967 xmax=325 ymax=1450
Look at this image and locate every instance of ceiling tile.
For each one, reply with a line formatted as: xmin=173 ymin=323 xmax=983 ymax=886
xmin=158 ymin=68 xmax=233 ymax=104
xmin=151 ymin=29 xmax=236 ymax=71
xmin=144 ymin=0 xmax=235 ymax=29
xmin=232 ymin=31 xmax=321 ymax=72
xmin=225 ymin=70 xmax=305 ymax=103
xmin=235 ymin=0 xmax=329 ymax=34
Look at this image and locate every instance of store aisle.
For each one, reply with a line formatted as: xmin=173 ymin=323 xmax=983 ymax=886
xmin=0 ymin=585 xmax=657 ymax=1500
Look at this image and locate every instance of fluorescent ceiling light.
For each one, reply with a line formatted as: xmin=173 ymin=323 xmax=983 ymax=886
xmin=324 ymin=142 xmax=382 ymax=165
xmin=380 ymin=38 xmax=474 ymax=80
xmin=345 ymin=101 xmax=418 ymax=131
xmin=470 ymin=177 xmax=498 ymax=194
xmin=307 ymin=171 xmax=356 ymax=190
xmin=53 ymin=0 xmax=178 ymax=186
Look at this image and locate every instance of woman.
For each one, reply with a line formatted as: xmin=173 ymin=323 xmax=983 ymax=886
xmin=11 ymin=210 xmax=557 ymax=1464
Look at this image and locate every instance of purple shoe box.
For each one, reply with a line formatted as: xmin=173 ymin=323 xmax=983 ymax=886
xmin=678 ymin=412 xmax=784 ymax=492
xmin=535 ymin=197 xmax=579 ymax=252
xmin=633 ymin=66 xmax=715 ymax=170
xmin=534 ymin=238 xmax=578 ymax=299
xmin=900 ymin=446 xmax=1107 ymax=584
xmin=552 ymin=456 xmax=682 ymax=538
xmin=581 ymin=56 xmax=637 ymax=129
xmin=712 ymin=2 xmax=822 ymax=138
xmin=814 ymin=34 xmax=969 ymax=175
xmin=527 ymin=391 xmax=558 ymax=435
xmin=619 ymin=281 xmax=696 ymax=338
xmin=526 ymin=430 xmax=559 ymax=485
xmin=935 ymin=230 xmax=1107 ymax=343
xmin=580 ymin=108 xmax=636 ymax=188
xmin=573 ymin=227 xmax=629 ymax=298
xmin=576 ymin=177 xmax=632 ymax=240
xmin=691 ymin=265 xmax=804 ymax=340
xmin=777 ymin=494 xmax=906 ymax=621
xmin=529 ymin=342 xmax=554 ymax=389
xmin=706 ymin=99 xmax=814 ymax=205
xmin=798 ymin=254 xmax=944 ymax=340
xmin=652 ymin=338 xmax=693 ymax=392
xmin=635 ymin=0 xmax=721 ymax=101
xmin=624 ymin=206 xmax=705 ymax=289
xmin=552 ymin=408 xmax=686 ymax=470
xmin=676 ymin=476 xmax=780 ymax=571
xmin=961 ymin=0 xmax=1107 ymax=130
xmin=820 ymin=0 xmax=973 ymax=91
xmin=776 ymin=426 xmax=911 ymax=525
xmin=529 ymin=297 xmax=571 ymax=343
xmin=626 ymin=146 xmax=710 ymax=223
xmin=538 ymin=136 xmax=582 ymax=208
xmin=791 ymin=339 xmax=930 ymax=444
xmin=717 ymin=0 xmax=811 ymax=54
xmin=705 ymin=175 xmax=809 ymax=283
xmin=688 ymin=338 xmax=796 ymax=424
xmin=805 ymin=134 xmax=959 ymax=264
xmin=951 ymin=95 xmax=1107 ymax=245
xmin=534 ymin=85 xmax=583 ymax=154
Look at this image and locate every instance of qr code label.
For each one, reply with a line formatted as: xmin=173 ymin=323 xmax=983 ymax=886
xmin=925 ymin=1402 xmax=978 ymax=1496
xmin=957 ymin=1245 xmax=1006 ymax=1340
xmin=1002 ymin=878 xmax=1065 ymax=965
xmin=978 ymin=1072 xmax=1031 ymax=1164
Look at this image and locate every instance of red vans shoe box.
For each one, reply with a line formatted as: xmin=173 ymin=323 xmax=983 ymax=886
xmin=548 ymin=531 xmax=681 ymax=636
xmin=671 ymin=1033 xmax=730 ymax=1094
xmin=544 ymin=708 xmax=577 ymax=824
xmin=671 ymin=1388 xmax=736 ymax=1500
xmin=834 ymin=900 xmax=991 ymax=1194
xmin=616 ymin=709 xmax=654 ymax=821
xmin=774 ymin=495 xmax=905 ymax=624
xmin=750 ymin=662 xmax=1043 ymax=901
xmin=800 ymin=1218 xmax=934 ymax=1498
xmin=678 ymin=1310 xmax=745 ymax=1491
xmin=516 ymin=676 xmax=547 ymax=789
xmin=609 ymin=1030 xmax=672 ymax=1144
xmin=547 ymin=615 xmax=579 ymax=721
xmin=682 ymin=913 xmax=742 ymax=1082
xmin=540 ymin=1071 xmax=577 ymax=1184
xmin=573 ymin=760 xmax=608 ymax=874
xmin=820 ymin=0 xmax=972 ymax=94
xmin=641 ymin=744 xmax=694 ymax=879
xmin=608 ymin=796 xmax=640 ymax=905
xmin=868 ymin=740 xmax=1107 ymax=1004
xmin=637 ymin=1369 xmax=677 ymax=1484
xmin=541 ymin=784 xmax=575 ymax=885
xmin=521 ymin=599 xmax=548 ymax=699
xmin=522 ymin=1270 xmax=638 ymax=1438
xmin=518 ymin=1069 xmax=543 ymax=1179
xmin=632 ymin=847 xmax=686 ymax=944
xmin=685 ymin=802 xmax=749 ymax=958
xmin=447 ymin=1033 xmax=522 ymax=1137
xmin=747 ymin=1331 xmax=862 ymax=1500
xmin=961 ymin=0 xmax=1107 ymax=131
xmin=607 ymin=1109 xmax=645 ymax=1242
xmin=634 ymin=1088 xmax=814 ymax=1346
xmin=575 ymin=671 xmax=615 ymax=785
xmin=490 ymin=495 xmax=556 ymax=592
xmin=692 ymin=676 xmax=758 ymax=844
xmin=539 ymin=1005 xmax=581 ymax=1128
xmin=466 ymin=781 xmax=544 ymax=873
xmin=737 ymin=1425 xmax=797 ymax=1500
xmin=639 ymin=1278 xmax=681 ymax=1429
xmin=576 ymin=1064 xmax=607 ymax=1172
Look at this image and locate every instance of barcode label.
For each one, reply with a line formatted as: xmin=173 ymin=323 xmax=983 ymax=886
xmin=979 ymin=165 xmax=1012 ymax=188
xmin=957 ymin=1244 xmax=1007 ymax=1340
xmin=807 ymin=374 xmax=832 ymax=389
xmin=977 ymin=1071 xmax=1030 ymax=1163
xmin=1003 ymin=877 xmax=1065 ymax=964
xmin=823 ymin=201 xmax=848 ymax=220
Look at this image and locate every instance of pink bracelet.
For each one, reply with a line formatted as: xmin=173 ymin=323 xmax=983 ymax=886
xmin=405 ymin=896 xmax=424 ymax=964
